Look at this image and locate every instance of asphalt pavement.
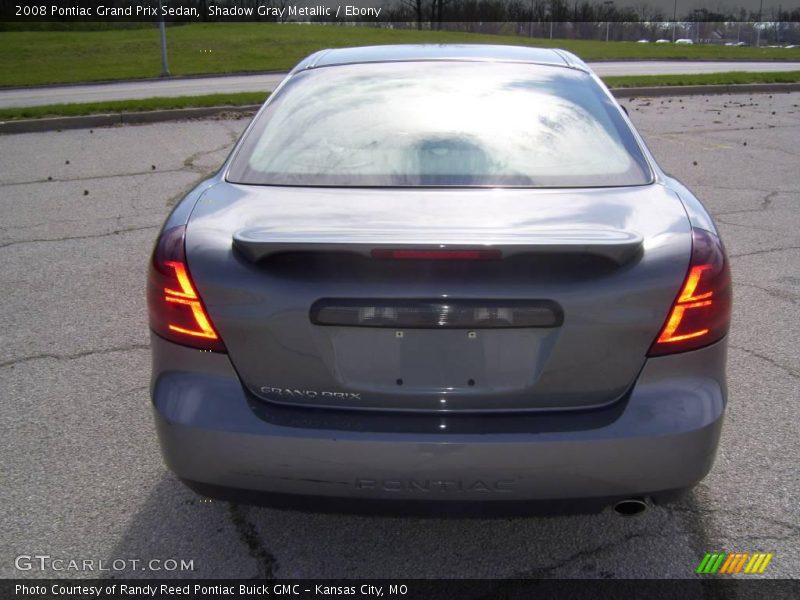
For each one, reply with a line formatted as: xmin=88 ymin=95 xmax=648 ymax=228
xmin=1 ymin=92 xmax=798 ymax=580
xmin=1 ymin=61 xmax=800 ymax=108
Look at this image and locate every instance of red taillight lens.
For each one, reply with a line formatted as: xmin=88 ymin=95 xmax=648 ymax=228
xmin=648 ymin=228 xmax=731 ymax=356
xmin=147 ymin=225 xmax=226 ymax=352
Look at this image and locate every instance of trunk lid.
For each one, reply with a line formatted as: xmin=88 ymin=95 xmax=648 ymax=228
xmin=185 ymin=184 xmax=691 ymax=412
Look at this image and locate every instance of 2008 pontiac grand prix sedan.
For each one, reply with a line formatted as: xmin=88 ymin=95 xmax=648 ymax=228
xmin=148 ymin=45 xmax=731 ymax=513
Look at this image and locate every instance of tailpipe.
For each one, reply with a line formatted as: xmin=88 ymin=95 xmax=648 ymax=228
xmin=613 ymin=497 xmax=648 ymax=516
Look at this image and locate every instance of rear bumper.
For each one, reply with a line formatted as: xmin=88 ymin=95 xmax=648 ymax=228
xmin=150 ymin=334 xmax=726 ymax=503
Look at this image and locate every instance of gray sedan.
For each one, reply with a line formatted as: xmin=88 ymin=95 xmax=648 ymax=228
xmin=147 ymin=45 xmax=731 ymax=514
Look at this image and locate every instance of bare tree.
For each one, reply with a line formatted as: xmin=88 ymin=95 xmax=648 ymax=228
xmin=432 ymin=0 xmax=456 ymax=30
xmin=401 ymin=0 xmax=429 ymax=29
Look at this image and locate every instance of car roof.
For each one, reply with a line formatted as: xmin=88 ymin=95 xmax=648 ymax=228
xmin=292 ymin=44 xmax=590 ymax=74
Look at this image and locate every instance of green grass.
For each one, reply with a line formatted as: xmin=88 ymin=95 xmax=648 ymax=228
xmin=0 ymin=92 xmax=268 ymax=121
xmin=2 ymin=71 xmax=798 ymax=122
xmin=2 ymin=23 xmax=800 ymax=87
xmin=604 ymin=70 xmax=800 ymax=88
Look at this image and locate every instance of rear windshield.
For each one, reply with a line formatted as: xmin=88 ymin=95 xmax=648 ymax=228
xmin=227 ymin=61 xmax=652 ymax=188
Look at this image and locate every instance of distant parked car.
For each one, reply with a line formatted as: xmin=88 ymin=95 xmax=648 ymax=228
xmin=655 ymin=39 xmax=670 ymax=44
xmin=675 ymin=39 xmax=694 ymax=45
xmin=637 ymin=39 xmax=649 ymax=43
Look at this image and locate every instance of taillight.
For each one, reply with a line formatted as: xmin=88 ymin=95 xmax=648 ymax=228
xmin=147 ymin=225 xmax=226 ymax=352
xmin=648 ymin=228 xmax=731 ymax=356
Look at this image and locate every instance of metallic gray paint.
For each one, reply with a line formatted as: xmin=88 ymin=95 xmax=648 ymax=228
xmin=300 ymin=45 xmax=580 ymax=71
xmin=185 ymin=183 xmax=691 ymax=412
xmin=151 ymin=334 xmax=726 ymax=501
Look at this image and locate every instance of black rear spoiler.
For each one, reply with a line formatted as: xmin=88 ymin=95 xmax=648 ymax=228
xmin=232 ymin=228 xmax=644 ymax=265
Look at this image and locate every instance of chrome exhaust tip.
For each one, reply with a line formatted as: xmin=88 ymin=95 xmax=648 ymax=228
xmin=613 ymin=497 xmax=648 ymax=516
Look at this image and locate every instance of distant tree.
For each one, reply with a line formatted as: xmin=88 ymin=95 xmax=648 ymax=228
xmin=401 ymin=0 xmax=429 ymax=29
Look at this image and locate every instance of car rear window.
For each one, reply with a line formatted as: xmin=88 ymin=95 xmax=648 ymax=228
xmin=227 ymin=61 xmax=653 ymax=188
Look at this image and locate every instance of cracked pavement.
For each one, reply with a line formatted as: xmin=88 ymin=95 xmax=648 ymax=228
xmin=1 ymin=93 xmax=798 ymax=581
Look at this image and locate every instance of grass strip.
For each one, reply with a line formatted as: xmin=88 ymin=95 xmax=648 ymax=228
xmin=2 ymin=23 xmax=800 ymax=87
xmin=603 ymin=70 xmax=800 ymax=88
xmin=0 ymin=92 xmax=268 ymax=121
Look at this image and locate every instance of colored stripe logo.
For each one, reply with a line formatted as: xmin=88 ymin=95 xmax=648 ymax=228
xmin=697 ymin=552 xmax=773 ymax=574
